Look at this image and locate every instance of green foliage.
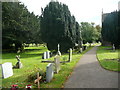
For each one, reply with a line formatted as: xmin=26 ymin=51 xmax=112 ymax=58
xmin=2 ymin=2 xmax=41 ymax=51
xmin=40 ymin=1 xmax=82 ymax=52
xmin=102 ymin=11 xmax=119 ymax=48
xmin=27 ymin=67 xmax=46 ymax=83
xmin=80 ymin=22 xmax=101 ymax=44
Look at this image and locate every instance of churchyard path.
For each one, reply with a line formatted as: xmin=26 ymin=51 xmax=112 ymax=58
xmin=64 ymin=46 xmax=118 ymax=88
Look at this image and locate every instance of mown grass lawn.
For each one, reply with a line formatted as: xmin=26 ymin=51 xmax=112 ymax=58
xmin=97 ymin=46 xmax=120 ymax=72
xmin=1 ymin=45 xmax=92 ymax=88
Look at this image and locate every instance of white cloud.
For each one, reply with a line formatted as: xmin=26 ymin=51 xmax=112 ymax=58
xmin=19 ymin=0 xmax=119 ymax=25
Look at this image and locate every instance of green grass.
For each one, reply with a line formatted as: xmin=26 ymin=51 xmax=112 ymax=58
xmin=2 ymin=46 xmax=92 ymax=88
xmin=97 ymin=46 xmax=120 ymax=71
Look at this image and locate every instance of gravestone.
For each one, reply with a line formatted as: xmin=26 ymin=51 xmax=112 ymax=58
xmin=112 ymin=44 xmax=115 ymax=51
xmin=43 ymin=52 xmax=46 ymax=59
xmin=46 ymin=51 xmax=50 ymax=59
xmin=43 ymin=51 xmax=50 ymax=59
xmin=13 ymin=55 xmax=23 ymax=69
xmin=1 ymin=62 xmax=13 ymax=79
xmin=54 ymin=55 xmax=60 ymax=74
xmin=68 ymin=48 xmax=72 ymax=62
xmin=46 ymin=63 xmax=54 ymax=82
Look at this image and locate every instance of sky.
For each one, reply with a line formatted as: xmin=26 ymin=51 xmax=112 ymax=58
xmin=19 ymin=0 xmax=119 ymax=25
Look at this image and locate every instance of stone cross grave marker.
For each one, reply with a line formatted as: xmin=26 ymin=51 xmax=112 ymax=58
xmin=1 ymin=62 xmax=13 ymax=79
xmin=46 ymin=63 xmax=54 ymax=82
xmin=69 ymin=48 xmax=72 ymax=62
xmin=57 ymin=44 xmax=61 ymax=56
xmin=34 ymin=72 xmax=42 ymax=88
xmin=54 ymin=55 xmax=61 ymax=74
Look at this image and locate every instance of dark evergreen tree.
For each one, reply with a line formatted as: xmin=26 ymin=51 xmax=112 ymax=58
xmin=40 ymin=1 xmax=82 ymax=52
xmin=102 ymin=11 xmax=119 ymax=48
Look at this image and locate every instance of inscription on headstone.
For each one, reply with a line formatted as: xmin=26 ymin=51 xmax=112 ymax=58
xmin=1 ymin=62 xmax=13 ymax=79
xmin=46 ymin=63 xmax=54 ymax=82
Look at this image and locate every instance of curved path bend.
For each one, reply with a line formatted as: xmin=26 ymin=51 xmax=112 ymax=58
xmin=64 ymin=46 xmax=118 ymax=88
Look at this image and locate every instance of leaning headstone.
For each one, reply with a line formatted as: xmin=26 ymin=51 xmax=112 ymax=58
xmin=68 ymin=48 xmax=72 ymax=62
xmin=54 ymin=55 xmax=60 ymax=74
xmin=1 ymin=62 xmax=13 ymax=79
xmin=46 ymin=51 xmax=50 ymax=59
xmin=46 ymin=63 xmax=54 ymax=82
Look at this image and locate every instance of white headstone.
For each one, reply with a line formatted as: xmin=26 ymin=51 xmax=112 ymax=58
xmin=46 ymin=63 xmax=54 ymax=82
xmin=1 ymin=62 xmax=13 ymax=79
xmin=69 ymin=48 xmax=72 ymax=62
xmin=54 ymin=55 xmax=60 ymax=74
xmin=43 ymin=52 xmax=46 ymax=59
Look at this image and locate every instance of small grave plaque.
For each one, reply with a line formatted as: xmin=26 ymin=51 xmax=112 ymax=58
xmin=2 ymin=62 xmax=13 ymax=79
xmin=46 ymin=63 xmax=54 ymax=82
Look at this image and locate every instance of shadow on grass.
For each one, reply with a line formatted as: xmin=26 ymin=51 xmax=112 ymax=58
xmin=2 ymin=53 xmax=43 ymax=60
xmin=24 ymin=49 xmax=42 ymax=52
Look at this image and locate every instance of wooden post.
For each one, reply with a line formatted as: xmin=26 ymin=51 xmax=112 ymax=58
xmin=34 ymin=72 xmax=42 ymax=88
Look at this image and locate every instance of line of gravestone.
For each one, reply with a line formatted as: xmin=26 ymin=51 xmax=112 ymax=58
xmin=1 ymin=44 xmax=89 ymax=83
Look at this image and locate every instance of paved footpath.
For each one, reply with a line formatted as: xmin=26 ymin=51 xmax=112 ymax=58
xmin=64 ymin=46 xmax=118 ymax=88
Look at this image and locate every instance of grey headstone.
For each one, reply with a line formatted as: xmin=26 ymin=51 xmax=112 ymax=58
xmin=46 ymin=63 xmax=54 ymax=82
xmin=69 ymin=48 xmax=72 ymax=62
xmin=54 ymin=55 xmax=60 ymax=74
xmin=1 ymin=62 xmax=13 ymax=79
